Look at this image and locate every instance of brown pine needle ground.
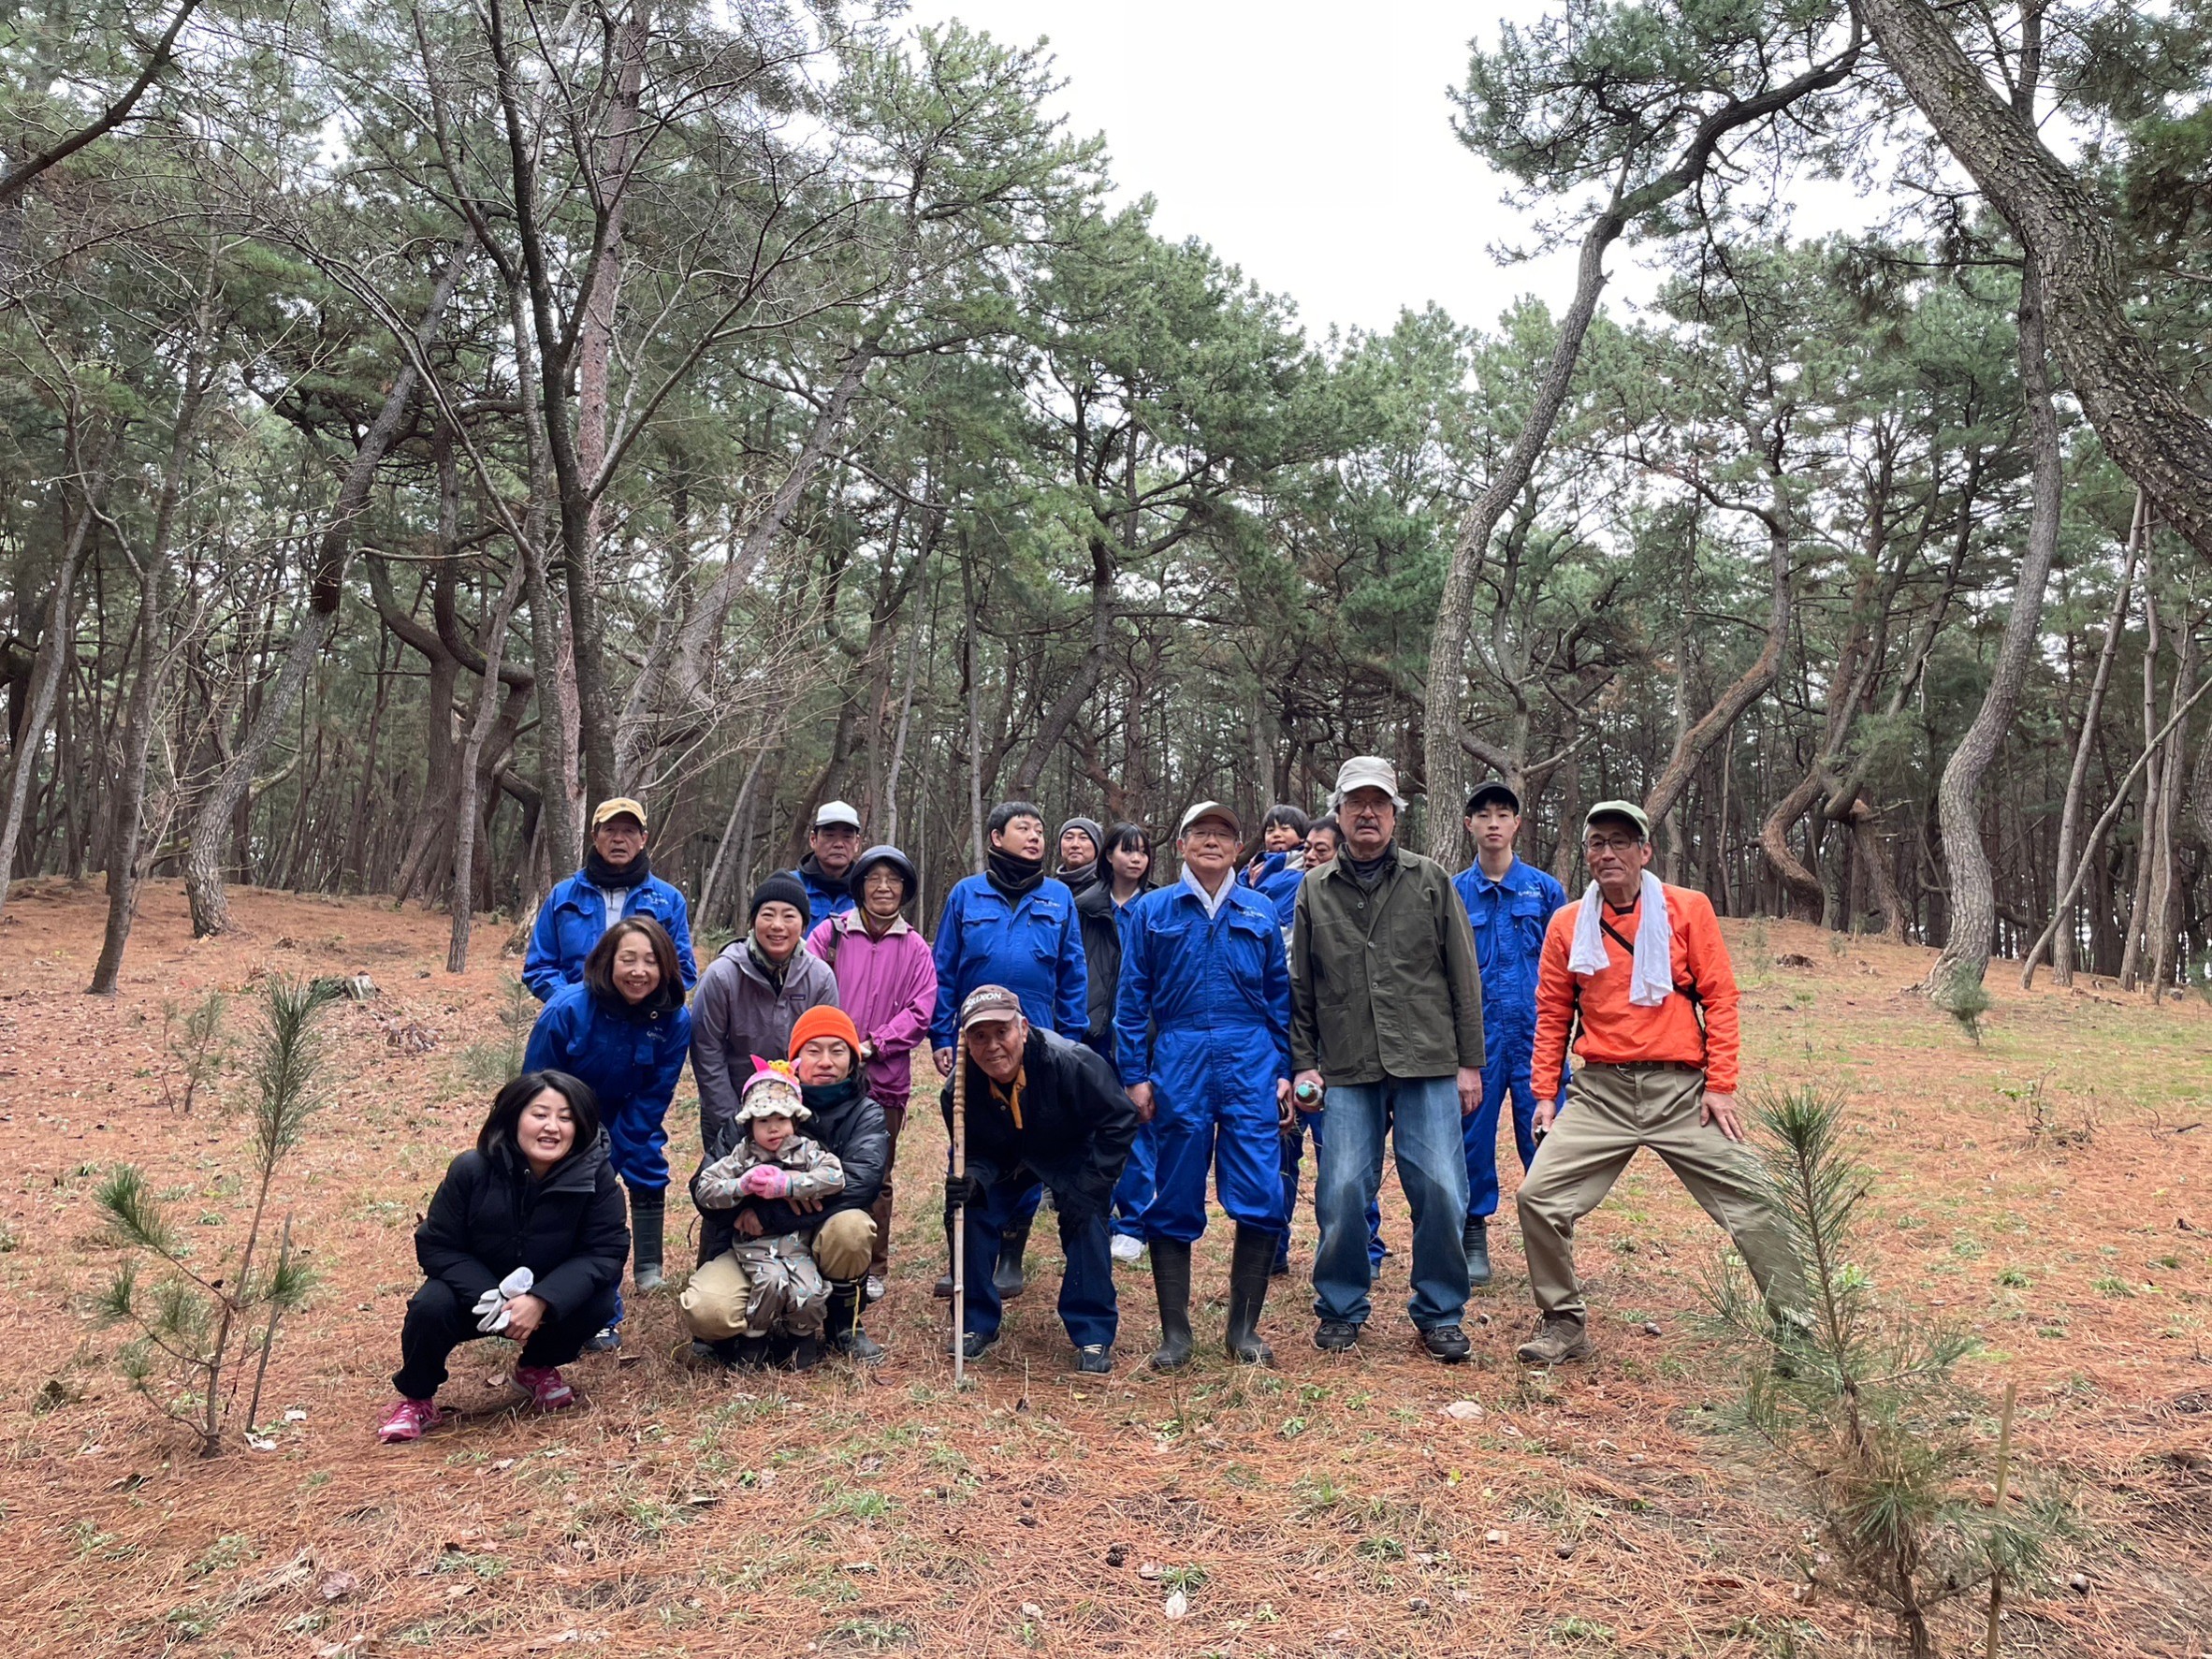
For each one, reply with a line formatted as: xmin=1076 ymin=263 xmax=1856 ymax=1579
xmin=0 ymin=880 xmax=2205 ymax=1655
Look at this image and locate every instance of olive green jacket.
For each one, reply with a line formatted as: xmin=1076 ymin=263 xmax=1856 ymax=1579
xmin=1288 ymin=846 xmax=1485 ymax=1084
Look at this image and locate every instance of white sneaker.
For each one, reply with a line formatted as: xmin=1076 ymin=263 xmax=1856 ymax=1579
xmin=1110 ymin=1233 xmax=1143 ymax=1264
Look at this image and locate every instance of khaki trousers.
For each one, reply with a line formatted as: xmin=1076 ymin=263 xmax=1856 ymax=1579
xmin=679 ymin=1209 xmax=878 ymax=1340
xmin=1515 ymin=1062 xmax=1804 ymax=1320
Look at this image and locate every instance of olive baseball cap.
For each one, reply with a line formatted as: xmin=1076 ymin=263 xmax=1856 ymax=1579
xmin=1584 ymin=799 xmax=1652 ymax=839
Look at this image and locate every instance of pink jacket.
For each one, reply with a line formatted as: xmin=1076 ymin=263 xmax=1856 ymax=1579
xmin=803 ymin=910 xmax=938 ymax=1106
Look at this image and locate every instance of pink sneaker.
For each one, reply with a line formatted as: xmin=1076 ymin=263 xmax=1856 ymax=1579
xmin=513 ymin=1364 xmax=575 ymax=1410
xmin=377 ymin=1396 xmax=444 ymax=1443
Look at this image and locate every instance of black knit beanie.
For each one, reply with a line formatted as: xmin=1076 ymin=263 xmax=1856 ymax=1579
xmin=749 ymin=872 xmax=812 ymax=927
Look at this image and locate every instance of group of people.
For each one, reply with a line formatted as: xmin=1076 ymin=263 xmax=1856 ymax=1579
xmin=380 ymin=760 xmax=1810 ymax=1440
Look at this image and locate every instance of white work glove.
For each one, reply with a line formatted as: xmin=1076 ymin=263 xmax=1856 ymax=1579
xmin=473 ymin=1266 xmax=535 ymax=1332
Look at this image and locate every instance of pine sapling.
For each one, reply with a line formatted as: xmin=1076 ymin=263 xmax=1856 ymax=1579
xmin=159 ymin=989 xmax=230 ymax=1113
xmin=95 ymin=979 xmax=334 ymax=1456
xmin=1703 ymin=1087 xmax=2067 ymax=1656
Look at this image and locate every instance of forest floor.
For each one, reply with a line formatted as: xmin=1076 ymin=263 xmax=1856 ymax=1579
xmin=0 ymin=880 xmax=2206 ymax=1658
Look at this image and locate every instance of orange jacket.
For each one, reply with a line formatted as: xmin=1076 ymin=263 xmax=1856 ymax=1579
xmin=1530 ymin=883 xmax=1740 ymax=1094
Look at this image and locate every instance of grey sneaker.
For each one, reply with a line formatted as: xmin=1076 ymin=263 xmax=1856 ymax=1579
xmin=1073 ymin=1344 xmax=1113 ymax=1375
xmin=1312 ymin=1319 xmax=1361 ymax=1352
xmin=1515 ymin=1314 xmax=1594 ymax=1365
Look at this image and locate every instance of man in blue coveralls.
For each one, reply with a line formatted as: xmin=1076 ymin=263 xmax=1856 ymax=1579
xmin=524 ymin=797 xmax=698 ymax=1001
xmin=1117 ymin=801 xmax=1293 ymax=1368
xmin=1452 ymin=780 xmax=1567 ymax=1287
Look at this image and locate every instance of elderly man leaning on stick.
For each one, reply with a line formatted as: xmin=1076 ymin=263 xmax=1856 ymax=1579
xmin=939 ymin=985 xmax=1140 ymax=1375
xmin=1514 ymin=800 xmax=1807 ymax=1365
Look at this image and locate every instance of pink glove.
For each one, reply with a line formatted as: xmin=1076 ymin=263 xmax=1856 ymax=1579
xmin=738 ymin=1165 xmax=791 ymax=1200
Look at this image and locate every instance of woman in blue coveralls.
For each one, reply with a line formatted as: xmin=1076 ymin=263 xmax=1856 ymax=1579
xmin=1238 ymin=804 xmax=1310 ymax=930
xmin=1116 ymin=800 xmax=1293 ymax=1368
xmin=521 ymin=916 xmax=692 ymax=1348
xmin=929 ymin=801 xmax=1090 ymax=1302
xmin=1450 ymin=779 xmax=1568 ymax=1286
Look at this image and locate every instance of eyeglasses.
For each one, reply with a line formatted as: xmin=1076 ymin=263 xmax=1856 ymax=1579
xmin=1585 ymin=837 xmax=1643 ymax=855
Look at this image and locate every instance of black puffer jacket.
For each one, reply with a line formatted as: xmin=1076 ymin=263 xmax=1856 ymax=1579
xmin=939 ymin=1026 xmax=1139 ymax=1221
xmin=694 ymin=1074 xmax=889 ymax=1241
xmin=1074 ymin=879 xmax=1123 ymax=1055
xmin=415 ymin=1130 xmax=630 ymax=1322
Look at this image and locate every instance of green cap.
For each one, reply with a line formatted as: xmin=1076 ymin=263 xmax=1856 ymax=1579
xmin=1584 ymin=799 xmax=1651 ymax=839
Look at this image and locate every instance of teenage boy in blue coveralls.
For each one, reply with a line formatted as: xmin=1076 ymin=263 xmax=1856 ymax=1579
xmin=1116 ymin=801 xmax=1293 ymax=1368
xmin=1451 ymin=780 xmax=1568 ymax=1286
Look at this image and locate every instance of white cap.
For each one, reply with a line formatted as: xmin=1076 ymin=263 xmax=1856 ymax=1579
xmin=812 ymin=800 xmax=862 ymax=831
xmin=1331 ymin=756 xmax=1405 ymax=809
xmin=1177 ymin=800 xmax=1241 ymax=837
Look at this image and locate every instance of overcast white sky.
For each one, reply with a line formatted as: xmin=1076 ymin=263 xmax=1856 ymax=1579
xmin=900 ymin=0 xmax=1596 ymax=342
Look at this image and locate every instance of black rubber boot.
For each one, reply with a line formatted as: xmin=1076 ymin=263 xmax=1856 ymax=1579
xmin=826 ymin=1281 xmax=884 ymax=1363
xmin=1224 ymin=1223 xmax=1276 ymax=1365
xmin=628 ymin=1186 xmax=665 ymax=1293
xmin=995 ymin=1215 xmax=1032 ymax=1301
xmin=933 ymin=1217 xmax=956 ymax=1299
xmin=1147 ymin=1239 xmax=1195 ymax=1371
xmin=1463 ymin=1215 xmax=1492 ymax=1288
xmin=783 ymin=1334 xmax=822 ymax=1372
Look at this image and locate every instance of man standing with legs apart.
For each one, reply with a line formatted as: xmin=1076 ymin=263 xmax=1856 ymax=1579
xmin=1290 ymin=757 xmax=1486 ymax=1363
xmin=1515 ymin=801 xmax=1805 ymax=1364
xmin=1116 ymin=802 xmax=1292 ymax=1368
xmin=941 ymin=987 xmax=1138 ymax=1374
xmin=1451 ymin=781 xmax=1568 ymax=1288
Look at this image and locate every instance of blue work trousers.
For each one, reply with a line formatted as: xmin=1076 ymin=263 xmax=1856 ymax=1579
xmin=604 ymin=1099 xmax=671 ymax=1192
xmin=1143 ymin=1084 xmax=1286 ymax=1244
xmin=1312 ymin=1075 xmax=1471 ymax=1332
xmin=1278 ymin=1111 xmax=1383 ymax=1272
xmin=953 ymin=1161 xmax=1116 ymax=1350
xmin=1111 ymin=1120 xmax=1157 ymax=1240
xmin=1461 ymin=1043 xmax=1542 ymax=1221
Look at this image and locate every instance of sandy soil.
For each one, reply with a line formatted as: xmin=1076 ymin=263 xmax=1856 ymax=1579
xmin=0 ymin=879 xmax=2205 ymax=1657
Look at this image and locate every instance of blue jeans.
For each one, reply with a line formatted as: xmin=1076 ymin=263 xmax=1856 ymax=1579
xmin=1462 ymin=1044 xmax=1544 ymax=1221
xmin=953 ymin=1160 xmax=1117 ymax=1350
xmin=1312 ymin=1075 xmax=1470 ymax=1331
xmin=1278 ymin=1110 xmax=1384 ymax=1271
xmin=1110 ymin=1120 xmax=1157 ymax=1240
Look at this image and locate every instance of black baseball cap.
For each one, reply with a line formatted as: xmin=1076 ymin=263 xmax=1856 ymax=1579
xmin=1465 ymin=780 xmax=1521 ymax=815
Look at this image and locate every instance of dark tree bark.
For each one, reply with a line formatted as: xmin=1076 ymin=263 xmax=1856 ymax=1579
xmin=1852 ymin=0 xmax=2212 ymax=560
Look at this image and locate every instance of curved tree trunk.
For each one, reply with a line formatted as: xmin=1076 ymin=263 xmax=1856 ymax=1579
xmin=1852 ymin=0 xmax=2212 ymax=559
xmin=1420 ymin=34 xmax=1864 ymax=853
xmin=1923 ymin=260 xmax=2060 ymax=1001
xmin=0 ymin=475 xmax=101 ymax=924
xmin=2044 ymin=493 xmax=2142 ymax=984
xmin=90 ymin=315 xmax=213 ymax=993
xmin=183 ymin=252 xmax=462 ymax=936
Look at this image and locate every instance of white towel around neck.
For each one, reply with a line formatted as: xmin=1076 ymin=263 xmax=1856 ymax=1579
xmin=1567 ymin=869 xmax=1674 ymax=1007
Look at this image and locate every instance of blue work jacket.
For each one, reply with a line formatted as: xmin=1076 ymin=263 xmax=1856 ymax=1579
xmin=1451 ymin=855 xmax=1566 ymax=1047
xmin=1114 ymin=880 xmax=1291 ymax=1113
xmin=1237 ymin=849 xmax=1306 ymax=931
xmin=523 ymin=873 xmax=697 ymax=1002
xmin=788 ymin=858 xmax=856 ymax=924
xmin=521 ymin=982 xmax=692 ymax=1129
xmin=928 ymin=875 xmax=1089 ymax=1052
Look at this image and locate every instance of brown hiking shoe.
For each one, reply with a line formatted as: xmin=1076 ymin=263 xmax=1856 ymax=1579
xmin=1515 ymin=1314 xmax=1594 ymax=1365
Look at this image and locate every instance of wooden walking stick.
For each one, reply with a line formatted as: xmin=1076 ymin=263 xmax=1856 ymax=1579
xmin=950 ymin=1026 xmax=969 ymax=1388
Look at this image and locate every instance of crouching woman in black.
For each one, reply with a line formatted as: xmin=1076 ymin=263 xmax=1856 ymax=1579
xmin=378 ymin=1071 xmax=631 ymax=1443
